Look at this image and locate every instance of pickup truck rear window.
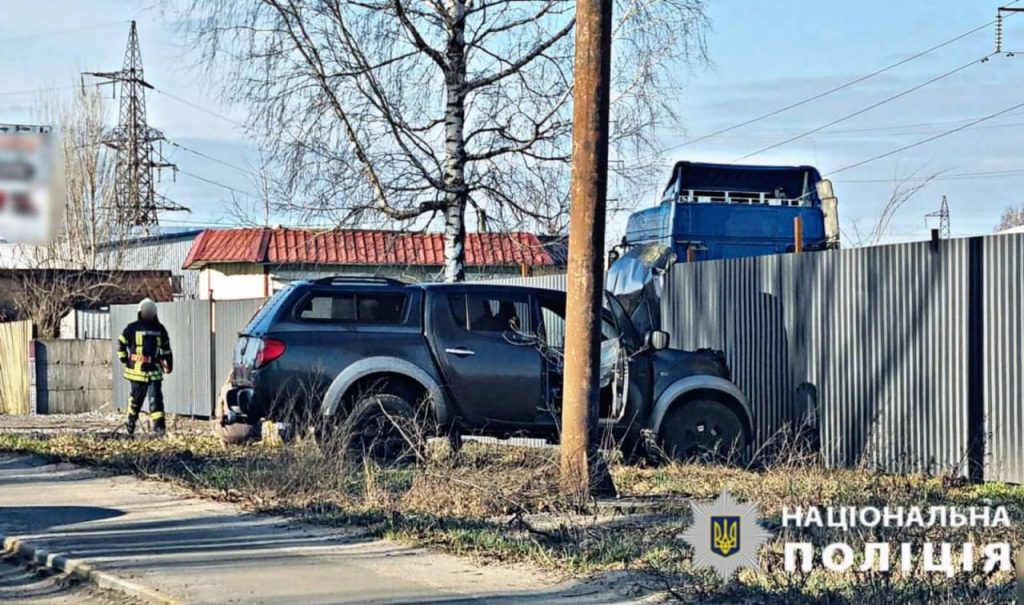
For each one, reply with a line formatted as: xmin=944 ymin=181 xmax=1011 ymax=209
xmin=296 ymin=292 xmax=407 ymax=323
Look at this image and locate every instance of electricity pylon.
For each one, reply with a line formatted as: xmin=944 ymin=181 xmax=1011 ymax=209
xmin=926 ymin=195 xmax=951 ymax=239
xmin=85 ymin=21 xmax=186 ymax=229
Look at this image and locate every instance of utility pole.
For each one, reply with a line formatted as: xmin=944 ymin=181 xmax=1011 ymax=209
xmin=85 ymin=21 xmax=186 ymax=230
xmin=561 ymin=0 xmax=613 ymax=500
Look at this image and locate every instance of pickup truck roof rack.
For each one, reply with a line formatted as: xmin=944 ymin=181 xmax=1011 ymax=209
xmin=310 ymin=275 xmax=408 ymax=286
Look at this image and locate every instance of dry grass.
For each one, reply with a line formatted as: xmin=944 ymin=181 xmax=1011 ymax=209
xmin=0 ymin=429 xmax=1020 ymax=603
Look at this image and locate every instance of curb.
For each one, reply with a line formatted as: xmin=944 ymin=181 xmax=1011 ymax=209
xmin=2 ymin=534 xmax=183 ymax=605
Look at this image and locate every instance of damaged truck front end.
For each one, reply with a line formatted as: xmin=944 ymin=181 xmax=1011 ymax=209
xmin=606 ymin=243 xmax=754 ymax=459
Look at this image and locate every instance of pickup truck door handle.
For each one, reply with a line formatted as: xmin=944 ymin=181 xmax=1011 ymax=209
xmin=445 ymin=348 xmax=476 ymax=357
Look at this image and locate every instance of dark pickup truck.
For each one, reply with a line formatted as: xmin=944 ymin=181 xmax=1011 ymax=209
xmin=226 ymin=275 xmax=753 ymax=461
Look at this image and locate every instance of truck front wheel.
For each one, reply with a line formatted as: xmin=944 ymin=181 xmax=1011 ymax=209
xmin=659 ymin=399 xmax=746 ymax=463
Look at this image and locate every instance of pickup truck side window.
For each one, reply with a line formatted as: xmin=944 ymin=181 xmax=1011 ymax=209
xmin=448 ymin=294 xmax=531 ymax=334
xmin=538 ymin=296 xmax=619 ymax=349
xmin=296 ymin=293 xmax=406 ymax=323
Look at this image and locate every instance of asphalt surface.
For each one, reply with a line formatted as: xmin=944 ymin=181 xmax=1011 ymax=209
xmin=0 ymin=453 xmax=634 ymax=604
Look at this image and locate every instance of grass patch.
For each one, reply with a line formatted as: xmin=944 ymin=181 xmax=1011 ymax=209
xmin=0 ymin=430 xmax=1019 ymax=603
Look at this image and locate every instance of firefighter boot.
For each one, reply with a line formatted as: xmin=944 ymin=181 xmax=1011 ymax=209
xmin=126 ymin=416 xmax=137 ymax=436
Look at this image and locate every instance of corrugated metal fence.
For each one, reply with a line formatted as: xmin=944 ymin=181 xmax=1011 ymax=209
xmin=213 ymin=298 xmax=268 ymax=391
xmin=663 ymin=240 xmax=973 ymax=475
xmin=110 ymin=298 xmax=265 ymax=417
xmin=983 ymin=234 xmax=1023 ymax=484
xmin=485 ymin=234 xmax=1023 ymax=483
xmin=61 ymin=309 xmax=111 ymax=340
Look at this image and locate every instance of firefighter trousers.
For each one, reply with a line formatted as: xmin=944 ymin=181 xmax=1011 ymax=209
xmin=127 ymin=380 xmax=166 ymax=432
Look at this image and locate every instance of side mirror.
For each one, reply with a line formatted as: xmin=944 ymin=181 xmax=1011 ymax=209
xmin=645 ymin=330 xmax=669 ymax=351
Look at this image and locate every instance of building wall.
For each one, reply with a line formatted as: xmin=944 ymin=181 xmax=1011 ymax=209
xmin=106 ymin=236 xmax=200 ymax=299
xmin=4 ymin=235 xmax=201 ymax=299
xmin=199 ymin=263 xmax=269 ymax=300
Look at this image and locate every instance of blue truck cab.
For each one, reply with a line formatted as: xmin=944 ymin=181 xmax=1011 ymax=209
xmin=623 ymin=161 xmax=840 ymax=262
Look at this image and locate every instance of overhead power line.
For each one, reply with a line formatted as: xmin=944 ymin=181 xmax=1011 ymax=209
xmin=839 ymin=166 xmax=1024 ymax=183
xmin=166 ymin=140 xmax=250 ymax=174
xmin=176 ymin=168 xmax=259 ymax=198
xmin=731 ymin=54 xmax=993 ymax=162
xmin=658 ymin=17 xmax=1007 ymax=154
xmin=836 ymin=167 xmax=1024 ymax=184
xmin=151 ymin=88 xmax=248 ymax=129
xmin=657 ymin=110 xmax=1024 ymax=141
xmin=828 ymin=99 xmax=1024 ymax=175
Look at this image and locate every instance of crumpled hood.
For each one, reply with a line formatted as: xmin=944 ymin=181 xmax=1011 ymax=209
xmin=606 ymin=243 xmax=676 ymax=334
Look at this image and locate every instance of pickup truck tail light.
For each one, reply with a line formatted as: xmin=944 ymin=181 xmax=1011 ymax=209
xmin=255 ymin=338 xmax=286 ymax=368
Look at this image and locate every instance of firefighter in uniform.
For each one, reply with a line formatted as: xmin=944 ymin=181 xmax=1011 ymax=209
xmin=117 ymin=298 xmax=173 ymax=436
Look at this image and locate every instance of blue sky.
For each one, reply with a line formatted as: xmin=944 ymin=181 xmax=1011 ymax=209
xmin=1 ymin=0 xmax=1021 ymax=243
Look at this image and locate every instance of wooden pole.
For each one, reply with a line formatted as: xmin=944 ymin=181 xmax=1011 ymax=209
xmin=561 ymin=0 xmax=613 ymax=500
xmin=794 ymin=216 xmax=804 ymax=254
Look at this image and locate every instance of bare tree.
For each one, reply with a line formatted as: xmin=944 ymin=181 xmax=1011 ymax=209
xmin=996 ymin=204 xmax=1024 ymax=232
xmin=176 ymin=0 xmax=709 ymax=281
xmin=846 ymin=169 xmax=943 ymax=247
xmin=227 ymin=151 xmax=276 ymax=227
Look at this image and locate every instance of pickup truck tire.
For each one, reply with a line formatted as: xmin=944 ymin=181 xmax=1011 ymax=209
xmin=333 ymin=394 xmax=423 ymax=466
xmin=659 ymin=399 xmax=746 ymax=462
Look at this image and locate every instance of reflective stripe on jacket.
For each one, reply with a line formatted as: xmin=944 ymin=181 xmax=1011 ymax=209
xmin=118 ymin=318 xmax=172 ymax=383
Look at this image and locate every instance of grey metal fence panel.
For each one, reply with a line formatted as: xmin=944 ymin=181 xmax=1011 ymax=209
xmin=662 ymin=240 xmax=972 ymax=474
xmin=984 ymin=233 xmax=1024 ymax=484
xmin=111 ymin=300 xmax=215 ymax=417
xmin=75 ymin=309 xmax=111 ymax=340
xmin=213 ymin=298 xmax=267 ymax=389
xmin=483 ymin=273 xmax=567 ymax=291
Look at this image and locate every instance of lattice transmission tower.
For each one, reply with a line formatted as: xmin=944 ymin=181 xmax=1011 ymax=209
xmin=925 ymin=195 xmax=951 ymax=239
xmin=85 ymin=21 xmax=186 ymax=228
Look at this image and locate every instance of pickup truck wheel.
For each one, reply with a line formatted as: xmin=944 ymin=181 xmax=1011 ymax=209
xmin=336 ymin=394 xmax=423 ymax=466
xmin=659 ymin=399 xmax=746 ymax=463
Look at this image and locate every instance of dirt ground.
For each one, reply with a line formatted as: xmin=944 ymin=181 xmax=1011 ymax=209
xmin=0 ymin=412 xmax=210 ymax=437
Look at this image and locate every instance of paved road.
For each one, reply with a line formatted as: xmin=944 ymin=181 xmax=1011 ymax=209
xmin=0 ymin=454 xmax=631 ymax=604
xmin=0 ymin=555 xmax=140 ymax=605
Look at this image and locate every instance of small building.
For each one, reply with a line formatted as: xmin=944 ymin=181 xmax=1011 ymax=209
xmin=97 ymin=228 xmax=206 ymax=299
xmin=0 ymin=268 xmax=173 ymax=337
xmin=2 ymin=227 xmax=207 ymax=299
xmin=182 ymin=227 xmax=567 ymax=300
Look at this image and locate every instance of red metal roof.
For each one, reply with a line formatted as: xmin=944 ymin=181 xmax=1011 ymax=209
xmin=182 ymin=228 xmax=564 ymax=269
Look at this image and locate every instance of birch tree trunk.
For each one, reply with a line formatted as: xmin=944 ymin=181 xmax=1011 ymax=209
xmin=443 ymin=0 xmax=468 ymax=282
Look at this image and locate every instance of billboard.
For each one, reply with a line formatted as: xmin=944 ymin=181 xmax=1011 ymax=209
xmin=0 ymin=124 xmax=64 ymax=243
